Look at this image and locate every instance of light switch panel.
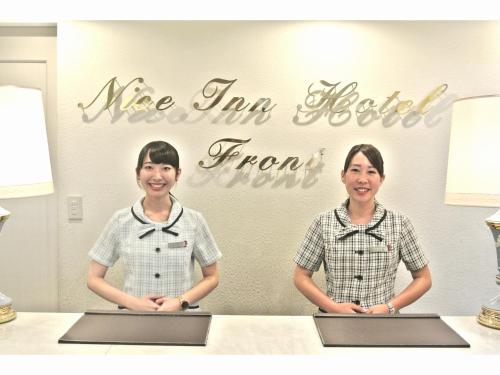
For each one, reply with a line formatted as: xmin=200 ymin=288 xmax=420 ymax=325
xmin=68 ymin=195 xmax=83 ymax=221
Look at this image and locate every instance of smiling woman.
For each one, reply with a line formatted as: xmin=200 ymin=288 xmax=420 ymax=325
xmin=86 ymin=140 xmax=222 ymax=312
xmin=293 ymin=144 xmax=432 ymax=314
xmin=340 ymin=144 xmax=385 ymax=216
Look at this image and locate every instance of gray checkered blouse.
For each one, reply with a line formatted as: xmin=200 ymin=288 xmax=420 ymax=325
xmin=89 ymin=196 xmax=222 ymax=299
xmin=294 ymin=200 xmax=428 ymax=308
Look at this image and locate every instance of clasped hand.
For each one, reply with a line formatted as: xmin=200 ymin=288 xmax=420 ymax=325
xmin=129 ymin=294 xmax=181 ymax=312
xmin=330 ymin=302 xmax=389 ymax=314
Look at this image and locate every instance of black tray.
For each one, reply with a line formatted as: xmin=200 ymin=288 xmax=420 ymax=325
xmin=313 ymin=313 xmax=470 ymax=347
xmin=59 ymin=310 xmax=212 ymax=346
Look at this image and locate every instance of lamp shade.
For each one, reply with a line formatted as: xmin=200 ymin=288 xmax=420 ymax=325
xmin=0 ymin=86 xmax=53 ymax=198
xmin=445 ymin=95 xmax=500 ymax=208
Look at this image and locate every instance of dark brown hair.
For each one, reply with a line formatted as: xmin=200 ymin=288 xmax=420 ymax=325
xmin=343 ymin=144 xmax=384 ymax=176
xmin=135 ymin=141 xmax=180 ymax=176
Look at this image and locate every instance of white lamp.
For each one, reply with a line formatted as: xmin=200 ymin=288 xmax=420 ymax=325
xmin=0 ymin=85 xmax=54 ymax=324
xmin=445 ymin=95 xmax=500 ymax=329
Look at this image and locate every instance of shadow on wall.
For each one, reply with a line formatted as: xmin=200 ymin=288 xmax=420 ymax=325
xmin=78 ymin=77 xmax=275 ymax=127
xmin=187 ymin=159 xmax=324 ymax=189
xmin=78 ymin=76 xmax=456 ymax=130
xmin=293 ymin=81 xmax=456 ymax=129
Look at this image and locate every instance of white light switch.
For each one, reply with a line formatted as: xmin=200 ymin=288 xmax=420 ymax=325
xmin=68 ymin=196 xmax=83 ymax=221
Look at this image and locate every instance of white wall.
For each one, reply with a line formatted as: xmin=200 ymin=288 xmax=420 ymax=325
xmin=56 ymin=21 xmax=500 ymax=315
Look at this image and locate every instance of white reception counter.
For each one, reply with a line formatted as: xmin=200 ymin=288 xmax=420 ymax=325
xmin=0 ymin=313 xmax=499 ymax=355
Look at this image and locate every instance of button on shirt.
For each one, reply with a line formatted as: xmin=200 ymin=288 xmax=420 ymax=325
xmin=89 ymin=196 xmax=222 ymax=299
xmin=294 ymin=200 xmax=428 ymax=308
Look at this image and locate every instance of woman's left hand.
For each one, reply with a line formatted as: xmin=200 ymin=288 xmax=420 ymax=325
xmin=155 ymin=297 xmax=181 ymax=312
xmin=366 ymin=304 xmax=389 ymax=314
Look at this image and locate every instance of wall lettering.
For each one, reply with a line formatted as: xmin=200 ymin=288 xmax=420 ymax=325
xmin=193 ymin=78 xmax=276 ymax=113
xmin=294 ymin=81 xmax=449 ymax=127
xmin=76 ymin=76 xmax=452 ymax=185
xmin=198 ymin=138 xmax=306 ymax=172
xmin=78 ymin=76 xmax=449 ymax=129
xmin=77 ymin=77 xmax=175 ymax=122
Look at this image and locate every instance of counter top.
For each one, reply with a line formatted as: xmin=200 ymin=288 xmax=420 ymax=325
xmin=1 ymin=313 xmax=499 ymax=355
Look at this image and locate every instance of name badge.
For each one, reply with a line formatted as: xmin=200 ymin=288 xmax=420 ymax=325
xmin=368 ymin=245 xmax=388 ymax=253
xmin=168 ymin=240 xmax=188 ymax=248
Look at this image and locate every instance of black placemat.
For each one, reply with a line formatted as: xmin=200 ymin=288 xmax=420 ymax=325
xmin=59 ymin=310 xmax=212 ymax=346
xmin=314 ymin=313 xmax=470 ymax=347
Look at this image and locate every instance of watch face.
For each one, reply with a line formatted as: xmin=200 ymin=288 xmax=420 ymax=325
xmin=181 ymin=300 xmax=190 ymax=310
xmin=387 ymin=303 xmax=395 ymax=314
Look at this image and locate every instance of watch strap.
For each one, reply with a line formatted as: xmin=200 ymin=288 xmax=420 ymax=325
xmin=176 ymin=295 xmax=190 ymax=311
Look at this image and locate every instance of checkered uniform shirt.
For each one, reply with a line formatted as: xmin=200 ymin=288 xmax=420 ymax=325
xmin=89 ymin=196 xmax=222 ymax=300
xmin=294 ymin=200 xmax=428 ymax=308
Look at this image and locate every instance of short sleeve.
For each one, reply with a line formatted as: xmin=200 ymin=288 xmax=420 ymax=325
xmin=399 ymin=216 xmax=429 ymax=271
xmin=294 ymin=215 xmax=325 ymax=272
xmin=88 ymin=212 xmax=121 ymax=267
xmin=193 ymin=213 xmax=222 ymax=267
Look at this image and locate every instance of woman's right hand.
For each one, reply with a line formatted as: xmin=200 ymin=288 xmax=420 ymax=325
xmin=127 ymin=295 xmax=162 ymax=311
xmin=329 ymin=302 xmax=368 ymax=314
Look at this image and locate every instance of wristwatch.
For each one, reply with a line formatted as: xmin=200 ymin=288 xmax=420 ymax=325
xmin=387 ymin=301 xmax=396 ymax=314
xmin=176 ymin=296 xmax=190 ymax=311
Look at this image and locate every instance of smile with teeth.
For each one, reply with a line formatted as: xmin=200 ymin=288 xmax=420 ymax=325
xmin=149 ymin=182 xmax=167 ymax=189
xmin=355 ymin=187 xmax=370 ymax=192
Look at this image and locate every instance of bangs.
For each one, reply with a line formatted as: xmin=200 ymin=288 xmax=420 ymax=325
xmin=344 ymin=144 xmax=384 ymax=176
xmin=137 ymin=141 xmax=180 ymax=173
xmin=148 ymin=144 xmax=179 ymax=168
